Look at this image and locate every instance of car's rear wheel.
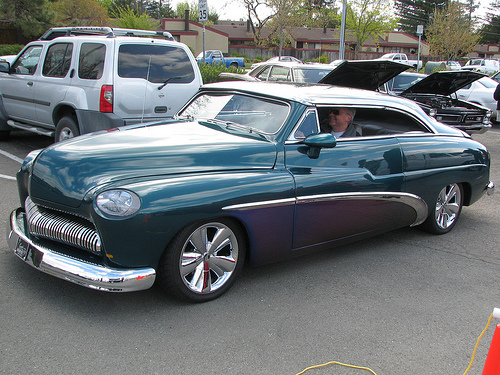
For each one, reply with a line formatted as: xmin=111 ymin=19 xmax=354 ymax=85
xmin=422 ymin=183 xmax=463 ymax=234
xmin=158 ymin=219 xmax=246 ymax=302
xmin=55 ymin=116 xmax=80 ymax=142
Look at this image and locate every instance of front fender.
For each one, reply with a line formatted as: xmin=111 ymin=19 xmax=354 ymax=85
xmin=91 ymin=169 xmax=296 ymax=268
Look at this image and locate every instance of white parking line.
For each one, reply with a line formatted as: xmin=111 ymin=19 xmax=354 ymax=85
xmin=0 ymin=149 xmax=23 ymax=164
xmin=0 ymin=173 xmax=16 ymax=181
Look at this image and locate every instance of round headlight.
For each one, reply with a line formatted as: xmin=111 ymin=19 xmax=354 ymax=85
xmin=95 ymin=190 xmax=141 ymax=217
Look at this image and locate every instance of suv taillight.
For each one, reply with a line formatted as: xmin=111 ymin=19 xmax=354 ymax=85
xmin=100 ymin=85 xmax=113 ymax=113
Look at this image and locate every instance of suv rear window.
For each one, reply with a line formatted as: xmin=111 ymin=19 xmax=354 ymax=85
xmin=118 ymin=44 xmax=195 ymax=83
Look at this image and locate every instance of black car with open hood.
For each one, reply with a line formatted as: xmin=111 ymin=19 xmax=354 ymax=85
xmin=320 ymin=60 xmax=491 ymax=134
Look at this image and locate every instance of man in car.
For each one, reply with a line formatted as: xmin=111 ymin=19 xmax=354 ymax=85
xmin=321 ymin=107 xmax=359 ymax=137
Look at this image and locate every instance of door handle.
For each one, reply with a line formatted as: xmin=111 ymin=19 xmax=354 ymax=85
xmin=27 ymin=81 xmax=34 ymax=87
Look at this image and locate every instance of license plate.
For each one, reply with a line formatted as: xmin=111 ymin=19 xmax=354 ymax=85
xmin=14 ymin=238 xmax=30 ymax=260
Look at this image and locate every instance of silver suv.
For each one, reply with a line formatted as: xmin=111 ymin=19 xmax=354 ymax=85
xmin=0 ymin=26 xmax=202 ymax=141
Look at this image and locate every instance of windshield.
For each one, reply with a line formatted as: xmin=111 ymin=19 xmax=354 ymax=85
xmin=294 ymin=68 xmax=332 ymax=83
xmin=387 ymin=74 xmax=424 ymax=93
xmin=479 ymin=77 xmax=498 ymax=88
xmin=178 ymin=93 xmax=290 ymax=134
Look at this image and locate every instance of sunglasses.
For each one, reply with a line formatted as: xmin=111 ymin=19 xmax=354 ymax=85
xmin=329 ymin=109 xmax=340 ymax=115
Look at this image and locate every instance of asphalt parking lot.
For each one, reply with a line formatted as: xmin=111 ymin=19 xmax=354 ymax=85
xmin=1 ymin=128 xmax=499 ymax=375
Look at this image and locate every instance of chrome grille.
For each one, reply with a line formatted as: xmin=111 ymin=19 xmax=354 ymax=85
xmin=25 ymin=197 xmax=102 ymax=255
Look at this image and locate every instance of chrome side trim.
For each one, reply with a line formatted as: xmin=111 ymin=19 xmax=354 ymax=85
xmin=223 ymin=198 xmax=296 ymax=211
xmin=7 ymin=209 xmax=156 ymax=292
xmin=223 ymin=192 xmax=428 ymax=226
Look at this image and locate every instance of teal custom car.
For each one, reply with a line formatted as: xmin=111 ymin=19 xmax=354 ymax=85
xmin=7 ymin=81 xmax=495 ymax=302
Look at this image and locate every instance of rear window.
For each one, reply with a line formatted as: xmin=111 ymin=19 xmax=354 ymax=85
xmin=118 ymin=44 xmax=195 ymax=83
xmin=43 ymin=43 xmax=73 ymax=78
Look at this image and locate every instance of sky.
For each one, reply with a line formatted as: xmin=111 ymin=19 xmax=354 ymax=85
xmin=169 ymin=0 xmax=494 ymax=23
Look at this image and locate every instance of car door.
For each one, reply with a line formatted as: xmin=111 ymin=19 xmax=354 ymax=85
xmin=0 ymin=44 xmax=43 ymax=122
xmin=113 ymin=42 xmax=200 ymax=123
xmin=35 ymin=42 xmax=74 ymax=127
xmin=284 ymin=107 xmax=407 ymax=252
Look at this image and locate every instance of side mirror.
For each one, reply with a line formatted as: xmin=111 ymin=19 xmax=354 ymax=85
xmin=0 ymin=62 xmax=10 ymax=73
xmin=304 ymin=133 xmax=337 ymax=159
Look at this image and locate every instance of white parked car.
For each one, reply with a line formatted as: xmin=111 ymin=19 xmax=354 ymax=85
xmin=462 ymin=59 xmax=499 ymax=75
xmin=456 ymin=76 xmax=499 ymax=120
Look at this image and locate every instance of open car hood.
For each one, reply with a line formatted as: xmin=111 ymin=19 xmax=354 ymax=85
xmin=318 ymin=60 xmax=409 ymax=90
xmin=401 ymin=70 xmax=485 ymax=96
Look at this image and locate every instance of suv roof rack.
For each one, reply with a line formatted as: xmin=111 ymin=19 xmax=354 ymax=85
xmin=39 ymin=26 xmax=174 ymax=41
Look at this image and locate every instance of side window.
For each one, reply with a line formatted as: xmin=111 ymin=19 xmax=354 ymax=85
xmin=42 ymin=43 xmax=73 ymax=78
xmin=293 ymin=110 xmax=319 ymax=139
xmin=12 ymin=45 xmax=42 ymax=75
xmin=79 ymin=43 xmax=105 ymax=80
xmin=350 ymin=107 xmax=430 ymax=136
xmin=118 ymin=44 xmax=195 ymax=83
xmin=255 ymin=66 xmax=272 ymax=81
xmin=268 ymin=66 xmax=291 ymax=82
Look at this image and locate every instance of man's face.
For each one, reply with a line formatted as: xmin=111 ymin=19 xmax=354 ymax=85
xmin=328 ymin=108 xmax=351 ymax=131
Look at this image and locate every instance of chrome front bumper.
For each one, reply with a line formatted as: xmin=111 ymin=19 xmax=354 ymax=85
xmin=486 ymin=181 xmax=495 ymax=196
xmin=7 ymin=208 xmax=156 ymax=292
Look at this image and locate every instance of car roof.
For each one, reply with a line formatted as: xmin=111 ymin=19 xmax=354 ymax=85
xmin=201 ymin=81 xmax=427 ymax=111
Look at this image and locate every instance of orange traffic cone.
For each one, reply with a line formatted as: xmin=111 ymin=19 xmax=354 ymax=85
xmin=483 ymin=324 xmax=500 ymax=374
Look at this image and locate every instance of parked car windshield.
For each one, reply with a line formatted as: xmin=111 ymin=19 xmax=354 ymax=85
xmin=386 ymin=74 xmax=424 ymax=93
xmin=178 ymin=93 xmax=290 ymax=134
xmin=478 ymin=77 xmax=498 ymax=88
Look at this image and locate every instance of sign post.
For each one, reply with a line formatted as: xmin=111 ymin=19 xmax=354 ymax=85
xmin=416 ymin=25 xmax=423 ymax=70
xmin=199 ymin=0 xmax=208 ymax=63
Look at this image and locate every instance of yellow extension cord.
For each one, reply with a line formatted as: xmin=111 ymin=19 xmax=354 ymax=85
xmin=295 ymin=313 xmax=494 ymax=375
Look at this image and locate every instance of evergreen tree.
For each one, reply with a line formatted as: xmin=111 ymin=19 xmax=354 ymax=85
xmin=480 ymin=0 xmax=500 ymax=44
xmin=395 ymin=0 xmax=448 ymax=37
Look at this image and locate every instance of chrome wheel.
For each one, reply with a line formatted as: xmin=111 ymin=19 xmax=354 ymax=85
xmin=422 ymin=183 xmax=463 ymax=234
xmin=58 ymin=127 xmax=75 ymax=141
xmin=159 ymin=219 xmax=245 ymax=302
xmin=434 ymin=183 xmax=462 ymax=230
xmin=180 ymin=222 xmax=239 ymax=294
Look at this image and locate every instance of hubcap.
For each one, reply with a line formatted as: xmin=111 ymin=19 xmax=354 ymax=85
xmin=435 ymin=184 xmax=461 ymax=229
xmin=59 ymin=127 xmax=74 ymax=141
xmin=180 ymin=223 xmax=239 ymax=294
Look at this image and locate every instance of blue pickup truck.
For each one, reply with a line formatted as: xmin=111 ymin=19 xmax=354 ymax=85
xmin=196 ymin=50 xmax=245 ymax=68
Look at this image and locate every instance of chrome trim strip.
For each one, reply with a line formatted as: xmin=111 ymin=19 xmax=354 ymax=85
xmin=223 ymin=197 xmax=296 ymax=211
xmin=223 ymin=192 xmax=428 ymax=226
xmin=7 ymin=209 xmax=156 ymax=292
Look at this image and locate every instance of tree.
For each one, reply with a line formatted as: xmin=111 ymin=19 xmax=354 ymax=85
xmin=395 ymin=0 xmax=448 ymax=37
xmin=346 ymin=0 xmax=397 ymax=58
xmin=175 ymin=1 xmax=219 ymax=23
xmin=426 ymin=1 xmax=479 ymax=61
xmin=51 ymin=0 xmax=111 ymax=26
xmin=243 ymin=0 xmax=278 ymax=46
xmin=0 ymin=0 xmax=54 ymax=40
xmin=144 ymin=0 xmax=175 ymax=19
xmin=113 ymin=5 xmax=160 ymax=29
xmin=480 ymin=0 xmax=500 ymax=44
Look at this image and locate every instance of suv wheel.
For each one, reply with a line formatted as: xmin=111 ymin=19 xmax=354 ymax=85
xmin=55 ymin=116 xmax=80 ymax=142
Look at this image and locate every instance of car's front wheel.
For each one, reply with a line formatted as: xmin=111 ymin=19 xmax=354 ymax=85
xmin=422 ymin=183 xmax=463 ymax=234
xmin=55 ymin=116 xmax=80 ymax=142
xmin=158 ymin=219 xmax=246 ymax=302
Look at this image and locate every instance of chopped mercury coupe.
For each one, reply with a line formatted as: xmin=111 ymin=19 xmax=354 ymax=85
xmin=7 ymin=81 xmax=495 ymax=302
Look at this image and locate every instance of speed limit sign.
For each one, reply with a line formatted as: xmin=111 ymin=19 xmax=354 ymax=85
xmin=199 ymin=0 xmax=208 ymax=22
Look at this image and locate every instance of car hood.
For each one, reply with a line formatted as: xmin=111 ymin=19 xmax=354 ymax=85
xmin=401 ymin=70 xmax=485 ymax=96
xmin=29 ymin=121 xmax=278 ymax=208
xmin=318 ymin=60 xmax=409 ymax=90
